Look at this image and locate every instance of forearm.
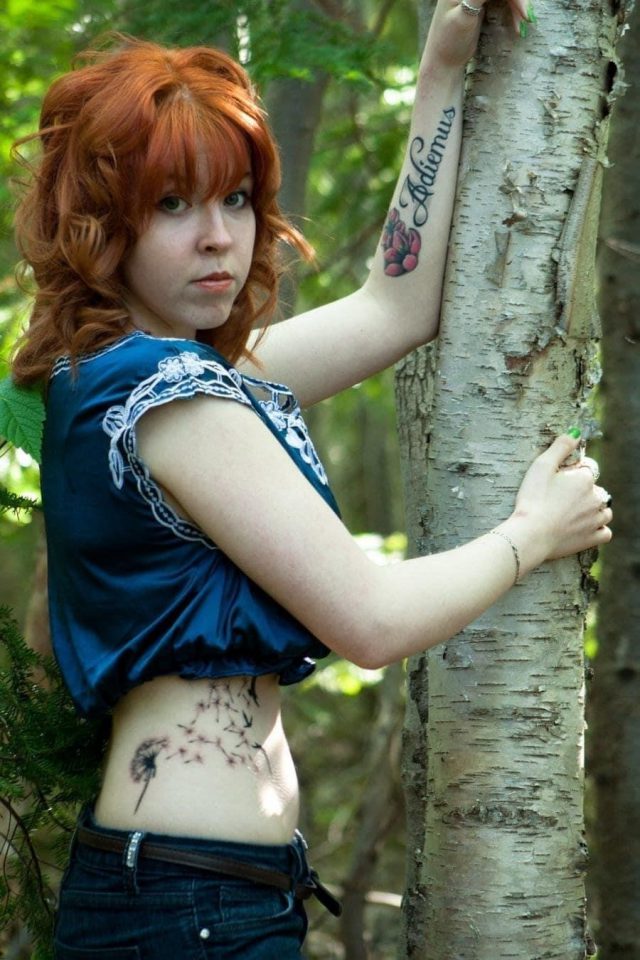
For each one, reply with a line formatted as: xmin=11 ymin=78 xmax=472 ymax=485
xmin=350 ymin=513 xmax=549 ymax=669
xmin=363 ymin=60 xmax=465 ymax=348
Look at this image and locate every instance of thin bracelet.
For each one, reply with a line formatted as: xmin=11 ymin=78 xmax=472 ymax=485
xmin=489 ymin=529 xmax=521 ymax=585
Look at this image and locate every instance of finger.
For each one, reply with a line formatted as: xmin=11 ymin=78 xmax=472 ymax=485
xmin=509 ymin=0 xmax=530 ymax=24
xmin=575 ymin=455 xmax=600 ymax=482
xmin=511 ymin=0 xmax=530 ymax=18
xmin=451 ymin=0 xmax=488 ymax=20
xmin=593 ymin=484 xmax=611 ymax=505
xmin=541 ymin=433 xmax=582 ymax=470
xmin=453 ymin=0 xmax=534 ymax=36
xmin=598 ymin=507 xmax=613 ymax=527
xmin=592 ymin=525 xmax=613 ymax=546
xmin=506 ymin=0 xmax=536 ymax=36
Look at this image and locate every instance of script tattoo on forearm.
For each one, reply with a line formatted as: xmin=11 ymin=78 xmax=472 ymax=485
xmin=129 ymin=677 xmax=271 ymax=813
xmin=401 ymin=107 xmax=456 ymax=227
xmin=381 ymin=106 xmax=456 ymax=277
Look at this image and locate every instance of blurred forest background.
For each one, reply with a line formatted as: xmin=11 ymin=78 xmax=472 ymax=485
xmin=1 ymin=1 xmax=638 ymax=959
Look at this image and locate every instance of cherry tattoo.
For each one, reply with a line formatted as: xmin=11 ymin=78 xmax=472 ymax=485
xmin=381 ymin=209 xmax=422 ymax=276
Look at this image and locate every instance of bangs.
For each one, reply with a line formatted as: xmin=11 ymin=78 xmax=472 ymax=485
xmin=135 ymin=94 xmax=254 ymax=218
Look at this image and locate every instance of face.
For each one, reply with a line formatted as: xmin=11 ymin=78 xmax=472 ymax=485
xmin=122 ymin=172 xmax=256 ymax=340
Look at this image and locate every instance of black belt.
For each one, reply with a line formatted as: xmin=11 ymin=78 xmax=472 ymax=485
xmin=76 ymin=824 xmax=342 ymax=917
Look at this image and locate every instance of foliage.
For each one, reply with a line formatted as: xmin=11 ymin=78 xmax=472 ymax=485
xmin=0 ymin=377 xmax=45 ymax=462
xmin=0 ymin=607 xmax=109 ymax=958
xmin=0 ymin=484 xmax=38 ymax=516
xmin=120 ymin=0 xmax=385 ymax=85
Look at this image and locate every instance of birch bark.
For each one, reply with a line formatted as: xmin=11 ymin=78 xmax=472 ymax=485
xmin=395 ymin=9 xmax=437 ymax=949
xmin=395 ymin=1 xmax=634 ymax=957
xmin=586 ymin=9 xmax=640 ymax=956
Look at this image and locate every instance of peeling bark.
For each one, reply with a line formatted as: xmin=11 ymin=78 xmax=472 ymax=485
xmin=395 ymin=1 xmax=635 ymax=957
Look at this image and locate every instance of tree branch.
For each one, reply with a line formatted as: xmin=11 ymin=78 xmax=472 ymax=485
xmin=0 ymin=796 xmax=53 ymax=919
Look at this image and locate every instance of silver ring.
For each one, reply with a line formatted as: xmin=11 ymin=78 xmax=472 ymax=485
xmin=598 ymin=489 xmax=612 ymax=509
xmin=580 ymin=456 xmax=600 ymax=482
xmin=460 ymin=0 xmax=483 ymax=15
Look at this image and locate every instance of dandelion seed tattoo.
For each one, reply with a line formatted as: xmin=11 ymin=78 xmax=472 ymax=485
xmin=129 ymin=677 xmax=269 ymax=813
xmin=382 ymin=106 xmax=456 ymax=277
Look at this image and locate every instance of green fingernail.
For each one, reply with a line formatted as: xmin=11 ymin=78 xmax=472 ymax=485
xmin=567 ymin=427 xmax=582 ymax=439
xmin=526 ymin=2 xmax=537 ymax=23
xmin=519 ymin=19 xmax=528 ymax=38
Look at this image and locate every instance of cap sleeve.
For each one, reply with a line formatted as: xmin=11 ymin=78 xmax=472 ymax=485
xmin=101 ymin=341 xmax=252 ymax=546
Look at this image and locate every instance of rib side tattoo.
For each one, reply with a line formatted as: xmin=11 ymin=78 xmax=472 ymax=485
xmin=381 ymin=106 xmax=456 ymax=277
xmin=129 ymin=677 xmax=271 ymax=814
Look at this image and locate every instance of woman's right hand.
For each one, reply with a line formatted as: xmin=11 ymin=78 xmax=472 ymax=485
xmin=511 ymin=433 xmax=613 ymax=564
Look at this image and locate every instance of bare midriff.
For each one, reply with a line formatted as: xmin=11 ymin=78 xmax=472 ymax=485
xmin=94 ymin=673 xmax=299 ymax=844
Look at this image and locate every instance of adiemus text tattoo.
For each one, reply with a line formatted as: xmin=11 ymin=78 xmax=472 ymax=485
xmin=129 ymin=677 xmax=271 ymax=813
xmin=381 ymin=106 xmax=456 ymax=277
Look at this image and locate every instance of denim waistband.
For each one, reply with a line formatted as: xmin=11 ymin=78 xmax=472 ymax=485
xmin=71 ymin=805 xmax=342 ymax=916
xmin=73 ymin=804 xmax=308 ymax=881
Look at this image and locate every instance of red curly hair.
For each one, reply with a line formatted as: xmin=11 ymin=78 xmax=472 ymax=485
xmin=11 ymin=35 xmax=312 ymax=386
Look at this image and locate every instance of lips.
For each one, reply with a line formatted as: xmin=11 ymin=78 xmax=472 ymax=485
xmin=193 ymin=271 xmax=234 ymax=294
xmin=195 ymin=271 xmax=232 ymax=282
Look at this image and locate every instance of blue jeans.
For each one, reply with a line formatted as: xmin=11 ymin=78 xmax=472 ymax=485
xmin=54 ymin=807 xmax=310 ymax=959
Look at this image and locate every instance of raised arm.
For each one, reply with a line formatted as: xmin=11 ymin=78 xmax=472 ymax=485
xmin=241 ymin=0 xmax=533 ymax=406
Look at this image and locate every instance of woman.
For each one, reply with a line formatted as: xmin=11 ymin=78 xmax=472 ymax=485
xmin=11 ymin=1 xmax=611 ymax=957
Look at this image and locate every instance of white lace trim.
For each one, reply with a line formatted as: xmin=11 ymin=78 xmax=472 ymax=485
xmin=88 ymin=339 xmax=330 ymax=545
xmin=243 ymin=376 xmax=328 ymax=486
xmin=102 ymin=351 xmax=251 ymax=547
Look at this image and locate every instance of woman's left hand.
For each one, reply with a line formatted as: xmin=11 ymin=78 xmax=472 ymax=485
xmin=424 ymin=0 xmax=535 ymax=71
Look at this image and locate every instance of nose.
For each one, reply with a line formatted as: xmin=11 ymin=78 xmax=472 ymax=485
xmin=197 ymin=201 xmax=232 ymax=253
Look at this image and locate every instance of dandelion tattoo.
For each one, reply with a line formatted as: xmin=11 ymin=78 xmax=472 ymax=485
xmin=129 ymin=677 xmax=270 ymax=813
xmin=131 ymin=737 xmax=170 ymax=813
xmin=382 ymin=106 xmax=456 ymax=277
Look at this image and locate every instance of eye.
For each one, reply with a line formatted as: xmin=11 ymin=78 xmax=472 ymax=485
xmin=223 ymin=189 xmax=251 ymax=210
xmin=158 ymin=195 xmax=190 ymax=214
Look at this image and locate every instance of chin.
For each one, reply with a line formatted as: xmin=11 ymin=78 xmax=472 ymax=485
xmin=197 ymin=316 xmax=231 ymax=336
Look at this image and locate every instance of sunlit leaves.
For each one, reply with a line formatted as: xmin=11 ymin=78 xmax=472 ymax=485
xmin=0 ymin=377 xmax=44 ymax=462
xmin=6 ymin=0 xmax=76 ymax=25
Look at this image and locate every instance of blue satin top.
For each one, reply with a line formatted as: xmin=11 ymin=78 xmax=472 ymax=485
xmin=41 ymin=332 xmax=338 ymax=717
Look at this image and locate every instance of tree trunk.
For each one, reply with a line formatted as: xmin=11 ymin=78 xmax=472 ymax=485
xmin=395 ymin=343 xmax=436 ymax=958
xmin=395 ymin=1 xmax=635 ymax=957
xmin=394 ymin=7 xmax=437 ymax=945
xmin=586 ymin=9 xmax=640 ymax=957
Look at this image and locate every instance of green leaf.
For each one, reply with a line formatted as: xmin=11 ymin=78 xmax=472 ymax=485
xmin=0 ymin=376 xmax=45 ymax=462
